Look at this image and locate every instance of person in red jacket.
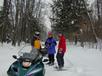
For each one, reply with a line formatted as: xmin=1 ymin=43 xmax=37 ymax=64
xmin=56 ymin=33 xmax=66 ymax=69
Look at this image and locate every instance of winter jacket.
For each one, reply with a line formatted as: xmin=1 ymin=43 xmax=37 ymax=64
xmin=45 ymin=37 xmax=57 ymax=54
xmin=58 ymin=35 xmax=66 ymax=53
xmin=31 ymin=36 xmax=41 ymax=49
xmin=34 ymin=39 xmax=41 ymax=49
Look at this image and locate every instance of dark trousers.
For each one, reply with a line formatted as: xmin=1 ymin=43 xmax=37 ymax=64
xmin=48 ymin=54 xmax=55 ymax=63
xmin=56 ymin=52 xmax=64 ymax=67
xmin=74 ymin=36 xmax=78 ymax=45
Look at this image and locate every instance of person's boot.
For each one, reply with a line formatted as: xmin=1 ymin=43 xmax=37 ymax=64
xmin=58 ymin=65 xmax=64 ymax=70
xmin=49 ymin=62 xmax=54 ymax=66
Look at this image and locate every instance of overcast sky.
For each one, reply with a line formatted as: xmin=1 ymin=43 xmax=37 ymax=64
xmin=0 ymin=0 xmax=3 ymax=6
xmin=88 ymin=0 xmax=95 ymax=4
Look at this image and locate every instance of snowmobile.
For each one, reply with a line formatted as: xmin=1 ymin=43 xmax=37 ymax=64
xmin=7 ymin=46 xmax=45 ymax=76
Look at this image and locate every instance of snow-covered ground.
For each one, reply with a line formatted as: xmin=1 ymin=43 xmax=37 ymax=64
xmin=0 ymin=42 xmax=102 ymax=76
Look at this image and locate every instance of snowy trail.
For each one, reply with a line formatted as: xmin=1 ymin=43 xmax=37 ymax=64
xmin=45 ymin=45 xmax=102 ymax=76
xmin=0 ymin=43 xmax=102 ymax=76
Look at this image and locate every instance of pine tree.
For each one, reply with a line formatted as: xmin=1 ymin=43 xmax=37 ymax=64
xmin=51 ymin=0 xmax=88 ymax=37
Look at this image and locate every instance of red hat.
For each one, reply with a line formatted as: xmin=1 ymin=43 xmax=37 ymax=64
xmin=48 ymin=32 xmax=52 ymax=35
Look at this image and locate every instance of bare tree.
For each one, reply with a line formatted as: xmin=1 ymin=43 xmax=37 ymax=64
xmin=0 ymin=0 xmax=45 ymax=45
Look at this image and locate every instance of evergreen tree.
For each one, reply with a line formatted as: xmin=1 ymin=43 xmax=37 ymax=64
xmin=51 ymin=0 xmax=88 ymax=37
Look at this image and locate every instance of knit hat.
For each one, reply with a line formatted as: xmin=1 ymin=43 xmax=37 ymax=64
xmin=35 ymin=31 xmax=40 ymax=36
xmin=48 ymin=31 xmax=52 ymax=35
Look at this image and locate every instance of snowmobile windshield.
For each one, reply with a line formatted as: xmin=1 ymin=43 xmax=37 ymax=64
xmin=18 ymin=46 xmax=39 ymax=61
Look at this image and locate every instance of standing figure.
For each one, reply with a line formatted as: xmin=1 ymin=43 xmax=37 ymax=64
xmin=31 ymin=31 xmax=42 ymax=53
xmin=45 ymin=32 xmax=57 ymax=65
xmin=56 ymin=33 xmax=66 ymax=69
xmin=74 ymin=32 xmax=78 ymax=45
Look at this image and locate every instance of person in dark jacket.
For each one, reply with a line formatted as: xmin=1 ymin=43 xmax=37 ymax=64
xmin=56 ymin=33 xmax=66 ymax=69
xmin=45 ymin=32 xmax=57 ymax=65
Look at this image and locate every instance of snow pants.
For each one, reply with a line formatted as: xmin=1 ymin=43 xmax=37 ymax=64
xmin=48 ymin=54 xmax=55 ymax=63
xmin=56 ymin=52 xmax=64 ymax=67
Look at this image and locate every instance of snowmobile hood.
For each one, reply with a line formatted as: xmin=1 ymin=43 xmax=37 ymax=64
xmin=7 ymin=58 xmax=45 ymax=76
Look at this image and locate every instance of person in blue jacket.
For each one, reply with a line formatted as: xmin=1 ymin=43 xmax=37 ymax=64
xmin=45 ymin=32 xmax=57 ymax=65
